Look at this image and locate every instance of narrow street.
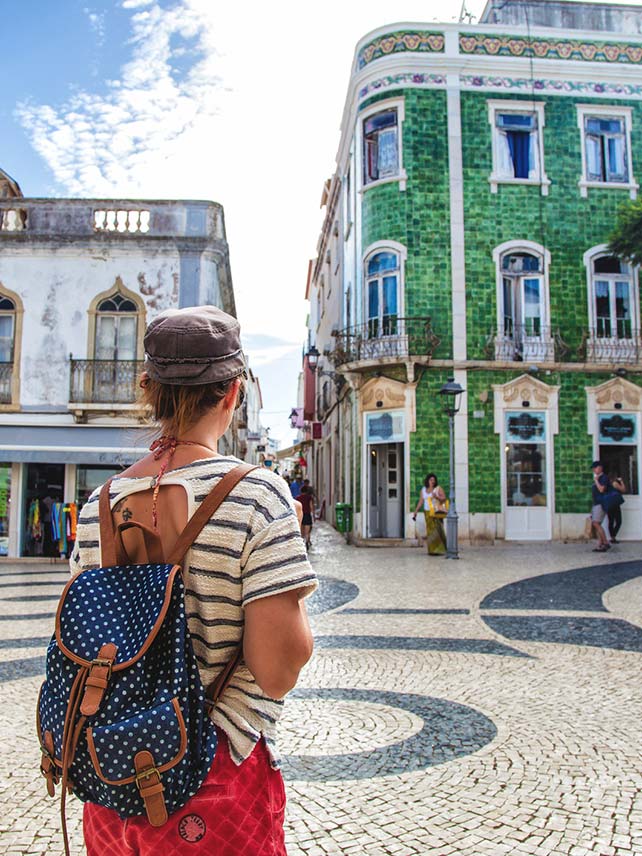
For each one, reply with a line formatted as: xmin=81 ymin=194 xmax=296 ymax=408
xmin=1 ymin=527 xmax=642 ymax=855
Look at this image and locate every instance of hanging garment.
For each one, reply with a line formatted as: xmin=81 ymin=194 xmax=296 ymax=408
xmin=28 ymin=499 xmax=42 ymax=542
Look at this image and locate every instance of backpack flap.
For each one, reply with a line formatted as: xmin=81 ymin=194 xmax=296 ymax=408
xmin=86 ymin=696 xmax=187 ymax=826
xmin=56 ymin=563 xmax=182 ymax=671
xmin=86 ymin=697 xmax=187 ymax=786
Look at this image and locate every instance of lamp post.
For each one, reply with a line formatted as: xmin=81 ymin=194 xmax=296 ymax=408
xmin=439 ymin=377 xmax=465 ymax=559
xmin=306 ymin=345 xmax=320 ymax=370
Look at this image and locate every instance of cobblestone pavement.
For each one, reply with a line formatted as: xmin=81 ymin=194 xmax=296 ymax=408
xmin=1 ymin=527 xmax=642 ymax=855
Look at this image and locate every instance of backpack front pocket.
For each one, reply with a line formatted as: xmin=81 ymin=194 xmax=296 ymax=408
xmin=86 ymin=697 xmax=187 ymax=786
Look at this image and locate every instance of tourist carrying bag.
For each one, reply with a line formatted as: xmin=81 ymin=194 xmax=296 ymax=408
xmin=36 ymin=463 xmax=256 ymax=855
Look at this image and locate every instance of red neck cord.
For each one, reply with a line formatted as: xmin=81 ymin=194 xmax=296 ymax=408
xmin=149 ymin=436 xmax=216 ymax=530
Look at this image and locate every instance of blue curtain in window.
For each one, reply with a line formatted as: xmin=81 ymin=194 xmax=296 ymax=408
xmin=507 ymin=131 xmax=531 ymax=179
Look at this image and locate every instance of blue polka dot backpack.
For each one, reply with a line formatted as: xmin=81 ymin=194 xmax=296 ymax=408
xmin=36 ymin=463 xmax=255 ymax=855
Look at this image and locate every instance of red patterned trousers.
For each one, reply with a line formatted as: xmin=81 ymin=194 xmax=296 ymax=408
xmin=83 ymin=732 xmax=287 ymax=855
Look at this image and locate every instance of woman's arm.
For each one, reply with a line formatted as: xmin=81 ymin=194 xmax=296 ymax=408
xmin=413 ymin=491 xmax=423 ymax=517
xmin=243 ymin=590 xmax=314 ymax=699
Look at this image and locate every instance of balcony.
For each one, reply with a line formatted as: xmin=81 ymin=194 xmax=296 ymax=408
xmin=487 ymin=325 xmax=568 ymax=363
xmin=0 ymin=363 xmax=12 ymax=404
xmin=0 ymin=198 xmax=225 ymax=241
xmin=330 ymin=317 xmax=440 ymax=369
xmin=579 ymin=328 xmax=642 ymax=365
xmin=69 ymin=360 xmax=146 ymax=418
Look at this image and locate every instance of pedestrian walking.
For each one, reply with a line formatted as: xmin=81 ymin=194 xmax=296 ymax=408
xmin=64 ymin=306 xmax=317 ymax=855
xmin=412 ymin=473 xmax=448 ymax=556
xmin=590 ymin=460 xmax=612 ymax=552
xmin=606 ymin=474 xmax=626 ymax=543
xmin=299 ymin=484 xmax=315 ymax=549
xmin=290 ymin=474 xmax=302 ymax=500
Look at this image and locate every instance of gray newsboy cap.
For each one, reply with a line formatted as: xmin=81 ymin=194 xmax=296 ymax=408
xmin=144 ymin=306 xmax=245 ymax=386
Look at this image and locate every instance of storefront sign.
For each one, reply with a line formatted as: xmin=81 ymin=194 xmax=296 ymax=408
xmin=365 ymin=410 xmax=405 ymax=444
xmin=505 ymin=411 xmax=546 ymax=443
xmin=599 ymin=413 xmax=637 ymax=444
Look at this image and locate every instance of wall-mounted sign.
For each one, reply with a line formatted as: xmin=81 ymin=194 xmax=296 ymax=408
xmin=599 ymin=413 xmax=637 ymax=444
xmin=312 ymin=422 xmax=323 ymax=440
xmin=365 ymin=410 xmax=405 ymax=445
xmin=505 ymin=411 xmax=546 ymax=443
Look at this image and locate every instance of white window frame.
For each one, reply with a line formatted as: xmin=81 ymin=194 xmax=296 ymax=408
xmin=493 ymin=240 xmax=553 ymax=362
xmin=359 ymin=98 xmax=407 ymax=192
xmin=577 ymin=105 xmax=638 ymax=199
xmin=363 ymin=241 xmax=407 ymax=335
xmin=487 ymin=100 xmax=550 ymax=196
xmin=584 ymin=244 xmax=640 ymax=362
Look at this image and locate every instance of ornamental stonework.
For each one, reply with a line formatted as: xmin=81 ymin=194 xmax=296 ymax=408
xmin=360 ymin=378 xmax=406 ymax=412
xmin=594 ymin=378 xmax=642 ymax=409
xmin=357 ymin=31 xmax=445 ymax=69
xmin=459 ymin=33 xmax=642 ymax=64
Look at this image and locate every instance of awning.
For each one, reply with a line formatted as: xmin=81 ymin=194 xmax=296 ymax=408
xmin=276 ymin=441 xmax=310 ymax=461
xmin=0 ymin=425 xmax=150 ymax=465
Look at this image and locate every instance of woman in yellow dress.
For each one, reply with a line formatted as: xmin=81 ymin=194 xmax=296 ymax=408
xmin=412 ymin=473 xmax=448 ymax=556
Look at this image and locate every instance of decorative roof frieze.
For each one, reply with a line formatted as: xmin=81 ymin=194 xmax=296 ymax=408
xmin=357 ymin=31 xmax=445 ymax=69
xmin=460 ymin=33 xmax=642 ymax=64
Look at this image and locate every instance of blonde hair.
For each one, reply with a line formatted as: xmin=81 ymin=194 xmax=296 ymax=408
xmin=141 ymin=375 xmax=245 ymax=437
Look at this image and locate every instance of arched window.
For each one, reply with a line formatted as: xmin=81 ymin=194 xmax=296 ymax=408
xmin=591 ymin=255 xmax=633 ymax=339
xmin=0 ymin=296 xmax=16 ymax=363
xmin=95 ymin=292 xmax=139 ymax=361
xmin=493 ymin=242 xmax=551 ymax=361
xmin=365 ymin=250 xmax=400 ymax=338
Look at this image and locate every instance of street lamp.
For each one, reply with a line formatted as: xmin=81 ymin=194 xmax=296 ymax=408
xmin=306 ymin=345 xmax=320 ymax=369
xmin=439 ymin=377 xmax=465 ymax=559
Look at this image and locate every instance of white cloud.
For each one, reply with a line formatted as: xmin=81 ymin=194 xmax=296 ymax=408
xmin=17 ymin=1 xmax=225 ymax=197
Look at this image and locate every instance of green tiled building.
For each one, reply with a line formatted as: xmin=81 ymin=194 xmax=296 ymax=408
xmin=303 ymin=0 xmax=642 ymax=543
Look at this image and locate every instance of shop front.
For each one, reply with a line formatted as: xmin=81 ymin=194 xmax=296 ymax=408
xmin=0 ymin=424 xmax=147 ymax=558
xmin=587 ymin=377 xmax=642 ymax=541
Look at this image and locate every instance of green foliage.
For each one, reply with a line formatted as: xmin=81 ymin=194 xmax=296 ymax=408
xmin=607 ymin=199 xmax=642 ymax=265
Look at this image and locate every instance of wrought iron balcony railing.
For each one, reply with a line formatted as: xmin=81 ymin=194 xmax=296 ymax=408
xmin=0 ymin=362 xmax=12 ymax=403
xmin=69 ymin=359 xmax=146 ymax=405
xmin=486 ymin=325 xmax=569 ymax=362
xmin=330 ymin=317 xmax=440 ymax=367
xmin=578 ymin=328 xmax=642 ymax=364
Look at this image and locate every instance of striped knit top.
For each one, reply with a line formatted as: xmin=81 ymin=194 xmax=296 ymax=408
xmin=70 ymin=456 xmax=318 ymax=768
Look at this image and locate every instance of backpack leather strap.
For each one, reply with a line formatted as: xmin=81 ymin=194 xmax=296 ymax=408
xmin=115 ymin=521 xmax=165 ymax=565
xmin=99 ymin=479 xmax=117 ymax=567
xmin=167 ymin=463 xmax=257 ymax=566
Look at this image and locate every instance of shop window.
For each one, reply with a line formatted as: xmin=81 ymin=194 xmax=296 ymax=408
xmin=577 ymin=105 xmax=637 ymax=198
xmin=505 ymin=411 xmax=547 ymax=507
xmin=76 ymin=465 xmax=119 ymax=508
xmin=598 ymin=412 xmax=639 ymax=495
xmin=494 ymin=243 xmax=552 ymax=361
xmin=488 ymin=100 xmax=549 ymax=194
xmin=0 ymin=463 xmax=11 ymax=556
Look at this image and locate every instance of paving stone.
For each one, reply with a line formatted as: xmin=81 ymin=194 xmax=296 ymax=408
xmin=1 ymin=526 xmax=642 ymax=854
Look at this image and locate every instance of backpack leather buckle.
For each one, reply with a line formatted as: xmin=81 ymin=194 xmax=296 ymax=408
xmin=135 ymin=765 xmax=160 ymax=789
xmin=134 ymin=751 xmax=168 ymax=827
xmin=89 ymin=657 xmax=113 ymax=681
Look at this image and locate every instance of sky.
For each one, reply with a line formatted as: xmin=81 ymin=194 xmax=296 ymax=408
xmin=0 ymin=0 xmax=621 ymax=445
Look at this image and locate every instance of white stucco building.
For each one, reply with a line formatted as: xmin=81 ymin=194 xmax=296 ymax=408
xmin=0 ymin=174 xmax=239 ymax=557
